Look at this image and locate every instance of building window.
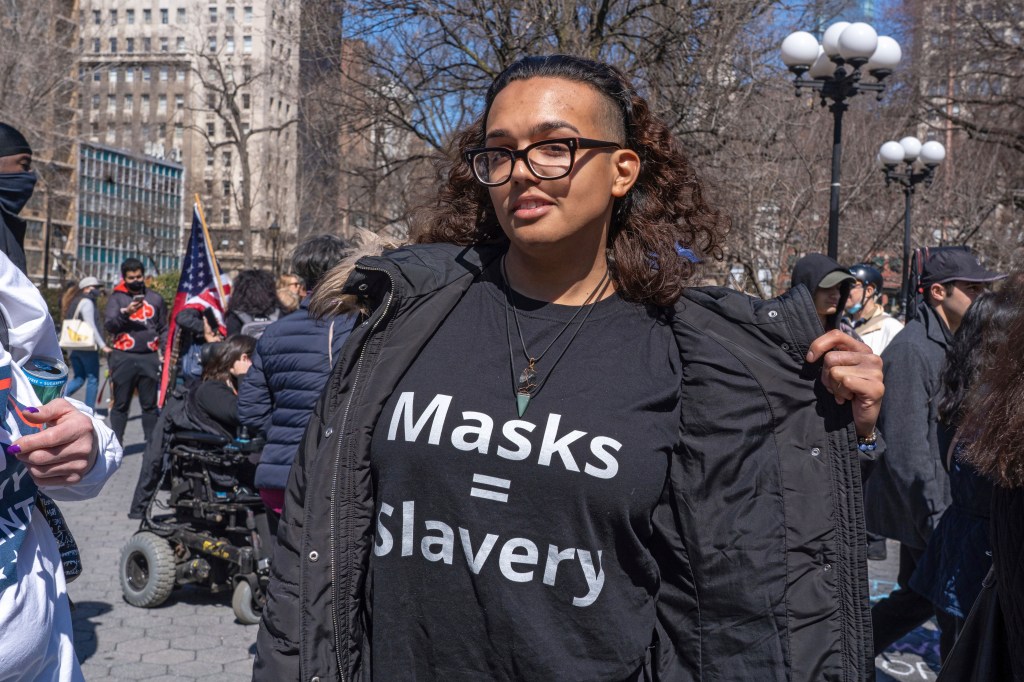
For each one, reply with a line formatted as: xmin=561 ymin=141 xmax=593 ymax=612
xmin=209 ymin=5 xmax=217 ymax=22
xmin=242 ymin=64 xmax=252 ymax=79
xmin=175 ymin=94 xmax=184 ymax=109
xmin=110 ymin=69 xmax=118 ymax=84
xmin=143 ymin=37 xmax=152 ymax=51
xmin=177 ymin=36 xmax=186 ymax=52
xmin=177 ymin=7 xmax=186 ymax=23
xmin=207 ymin=92 xmax=216 ymax=108
xmin=109 ymin=9 xmax=117 ymax=24
xmin=158 ymin=95 xmax=167 ymax=113
xmin=160 ymin=66 xmax=169 ymax=81
xmin=160 ymin=37 xmax=169 ymax=52
xmin=222 ymin=151 xmax=232 ymax=167
xmin=93 ymin=38 xmax=101 ymax=52
xmin=142 ymin=67 xmax=151 ymax=81
xmin=175 ymin=124 xmax=183 ymax=139
xmin=207 ymin=122 xmax=215 ymax=136
xmin=205 ymin=180 xmax=214 ymax=194
xmin=92 ymin=9 xmax=101 ymax=24
xmin=242 ymin=93 xmax=250 ymax=109
xmin=222 ymin=180 xmax=231 ymax=195
xmin=109 ymin=37 xmax=117 ymax=52
xmin=127 ymin=9 xmax=135 ymax=24
xmin=225 ymin=36 xmax=235 ymax=53
xmin=124 ymin=94 xmax=133 ymax=111
xmin=91 ymin=94 xmax=100 ymax=109
xmin=222 ymin=208 xmax=230 ymax=224
xmin=206 ymin=152 xmax=214 ymax=168
xmin=177 ymin=68 xmax=186 ymax=82
xmin=143 ymin=8 xmax=152 ymax=22
xmin=243 ymin=35 xmax=252 ymax=53
xmin=208 ymin=35 xmax=217 ymax=51
xmin=93 ymin=70 xmax=101 ymax=82
xmin=226 ymin=6 xmax=235 ymax=21
xmin=126 ymin=37 xmax=135 ymax=53
xmin=126 ymin=68 xmax=134 ymax=82
xmin=161 ymin=8 xmax=169 ymax=24
xmin=244 ymin=6 xmax=252 ymax=22
xmin=142 ymin=94 xmax=150 ymax=109
xmin=107 ymin=95 xmax=116 ymax=112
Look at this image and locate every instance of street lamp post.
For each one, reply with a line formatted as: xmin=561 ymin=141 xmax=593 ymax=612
xmin=781 ymin=23 xmax=903 ymax=259
xmin=878 ymin=137 xmax=946 ymax=319
xmin=267 ymin=220 xmax=281 ymax=275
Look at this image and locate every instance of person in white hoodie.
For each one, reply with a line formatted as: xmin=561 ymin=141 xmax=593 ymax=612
xmin=0 ymin=125 xmax=122 ymax=681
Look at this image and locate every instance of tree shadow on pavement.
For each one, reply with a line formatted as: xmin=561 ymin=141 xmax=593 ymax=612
xmin=71 ymin=600 xmax=113 ymax=663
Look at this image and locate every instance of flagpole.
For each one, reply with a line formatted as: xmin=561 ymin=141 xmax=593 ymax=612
xmin=194 ymin=194 xmax=227 ymax=308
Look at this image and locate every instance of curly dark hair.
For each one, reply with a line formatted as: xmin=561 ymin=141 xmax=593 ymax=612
xmin=412 ymin=54 xmax=728 ymax=307
xmin=227 ymin=269 xmax=279 ymax=317
xmin=962 ymin=272 xmax=1024 ymax=487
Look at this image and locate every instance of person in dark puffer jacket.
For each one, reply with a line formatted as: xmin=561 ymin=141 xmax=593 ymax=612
xmin=237 ymin=234 xmax=355 ymax=519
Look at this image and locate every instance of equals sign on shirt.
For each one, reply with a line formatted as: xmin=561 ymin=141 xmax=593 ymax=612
xmin=469 ymin=474 xmax=511 ymax=503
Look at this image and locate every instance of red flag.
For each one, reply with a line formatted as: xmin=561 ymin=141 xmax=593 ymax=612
xmin=159 ymin=205 xmax=229 ymax=404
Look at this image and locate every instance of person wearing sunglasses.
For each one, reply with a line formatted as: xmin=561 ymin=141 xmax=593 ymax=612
xmin=255 ymin=55 xmax=883 ymax=681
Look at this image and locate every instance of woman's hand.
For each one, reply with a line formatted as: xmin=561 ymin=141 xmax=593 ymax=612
xmin=203 ymin=318 xmax=223 ymax=343
xmin=806 ymin=330 xmax=884 ymax=438
xmin=7 ymin=399 xmax=98 ymax=486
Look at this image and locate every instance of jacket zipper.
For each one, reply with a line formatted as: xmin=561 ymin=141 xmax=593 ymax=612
xmin=329 ymin=264 xmax=396 ymax=681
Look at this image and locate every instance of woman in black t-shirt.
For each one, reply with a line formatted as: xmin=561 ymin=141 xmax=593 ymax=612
xmin=256 ymin=55 xmax=886 ymax=681
xmin=188 ymin=334 xmax=256 ymax=438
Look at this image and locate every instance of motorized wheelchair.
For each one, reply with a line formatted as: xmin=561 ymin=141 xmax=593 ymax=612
xmin=118 ymin=427 xmax=273 ymax=624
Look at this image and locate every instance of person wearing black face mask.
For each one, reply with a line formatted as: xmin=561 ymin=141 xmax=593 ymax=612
xmin=0 ymin=122 xmax=36 ymax=274
xmin=104 ymin=257 xmax=168 ymax=445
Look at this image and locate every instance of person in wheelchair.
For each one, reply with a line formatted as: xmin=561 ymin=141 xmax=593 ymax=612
xmin=185 ymin=334 xmax=256 ymax=438
xmin=128 ymin=335 xmax=256 ymax=518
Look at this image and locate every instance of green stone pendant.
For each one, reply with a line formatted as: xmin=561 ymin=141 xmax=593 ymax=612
xmin=516 ymin=393 xmax=531 ymax=417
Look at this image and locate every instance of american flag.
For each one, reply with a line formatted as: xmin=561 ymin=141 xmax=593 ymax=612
xmin=159 ymin=205 xmax=230 ymax=404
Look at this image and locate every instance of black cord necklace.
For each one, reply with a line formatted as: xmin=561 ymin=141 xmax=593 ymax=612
xmin=502 ymin=256 xmax=610 ymax=417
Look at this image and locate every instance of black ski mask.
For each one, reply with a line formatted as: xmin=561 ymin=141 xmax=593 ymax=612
xmin=0 ymin=123 xmax=34 ymax=273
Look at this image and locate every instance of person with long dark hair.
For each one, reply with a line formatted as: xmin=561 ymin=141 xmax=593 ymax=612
xmin=958 ymin=273 xmax=1024 ymax=678
xmin=186 ymin=334 xmax=256 ymax=438
xmin=224 ymin=269 xmax=280 ymax=337
xmin=909 ymin=291 xmax=1015 ymax=649
xmin=254 ymin=55 xmax=884 ymax=681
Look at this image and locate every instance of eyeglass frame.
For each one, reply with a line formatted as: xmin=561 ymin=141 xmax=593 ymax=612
xmin=464 ymin=137 xmax=622 ymax=187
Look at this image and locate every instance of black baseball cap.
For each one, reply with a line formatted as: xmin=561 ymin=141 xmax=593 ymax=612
xmin=920 ymin=248 xmax=1005 ymax=285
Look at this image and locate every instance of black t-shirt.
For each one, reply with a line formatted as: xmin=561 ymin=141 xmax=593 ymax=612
xmin=368 ymin=266 xmax=681 ymax=681
xmin=189 ymin=380 xmax=239 ymax=437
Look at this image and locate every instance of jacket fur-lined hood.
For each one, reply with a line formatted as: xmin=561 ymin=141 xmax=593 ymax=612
xmin=309 ymin=229 xmax=404 ymax=319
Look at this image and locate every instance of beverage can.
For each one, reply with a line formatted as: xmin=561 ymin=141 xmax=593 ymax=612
xmin=22 ymin=356 xmax=69 ymax=404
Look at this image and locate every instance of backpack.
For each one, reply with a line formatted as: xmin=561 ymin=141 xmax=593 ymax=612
xmin=236 ymin=310 xmax=280 ymax=339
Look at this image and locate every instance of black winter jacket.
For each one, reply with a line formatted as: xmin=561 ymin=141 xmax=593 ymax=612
xmin=253 ymin=244 xmax=872 ymax=682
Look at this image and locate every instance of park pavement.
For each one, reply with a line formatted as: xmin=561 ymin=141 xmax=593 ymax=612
xmin=61 ymin=402 xmax=938 ymax=681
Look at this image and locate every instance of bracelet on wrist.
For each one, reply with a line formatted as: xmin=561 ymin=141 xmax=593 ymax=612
xmin=857 ymin=430 xmax=878 ymax=453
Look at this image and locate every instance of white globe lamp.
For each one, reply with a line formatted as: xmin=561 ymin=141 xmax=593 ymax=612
xmin=822 ymin=22 xmax=851 ymax=58
xmin=878 ymin=141 xmax=906 ymax=167
xmin=838 ymin=23 xmax=879 ymax=64
xmin=919 ymin=141 xmax=947 ymax=166
xmin=781 ymin=31 xmax=821 ymax=71
xmin=899 ymin=136 xmax=922 ymax=162
xmin=865 ymin=36 xmax=902 ymax=77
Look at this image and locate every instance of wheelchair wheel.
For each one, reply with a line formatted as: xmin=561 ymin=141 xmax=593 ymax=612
xmin=120 ymin=532 xmax=176 ymax=608
xmin=232 ymin=580 xmax=262 ymax=625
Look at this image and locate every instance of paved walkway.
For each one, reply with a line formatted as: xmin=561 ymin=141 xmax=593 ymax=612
xmin=68 ymin=405 xmax=257 ymax=681
xmin=63 ymin=404 xmax=939 ymax=681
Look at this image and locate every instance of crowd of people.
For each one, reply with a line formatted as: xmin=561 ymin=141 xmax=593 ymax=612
xmin=0 ymin=53 xmax=1022 ymax=681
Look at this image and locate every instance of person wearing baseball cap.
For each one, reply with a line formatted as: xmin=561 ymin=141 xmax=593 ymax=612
xmin=919 ymin=248 xmax=1006 ymax=335
xmin=866 ymin=246 xmax=1004 ymax=660
xmin=61 ymin=276 xmax=111 ymax=410
xmin=790 ymin=253 xmax=857 ymax=330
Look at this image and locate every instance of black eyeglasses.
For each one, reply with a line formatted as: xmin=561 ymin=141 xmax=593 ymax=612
xmin=464 ymin=137 xmax=621 ymax=187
